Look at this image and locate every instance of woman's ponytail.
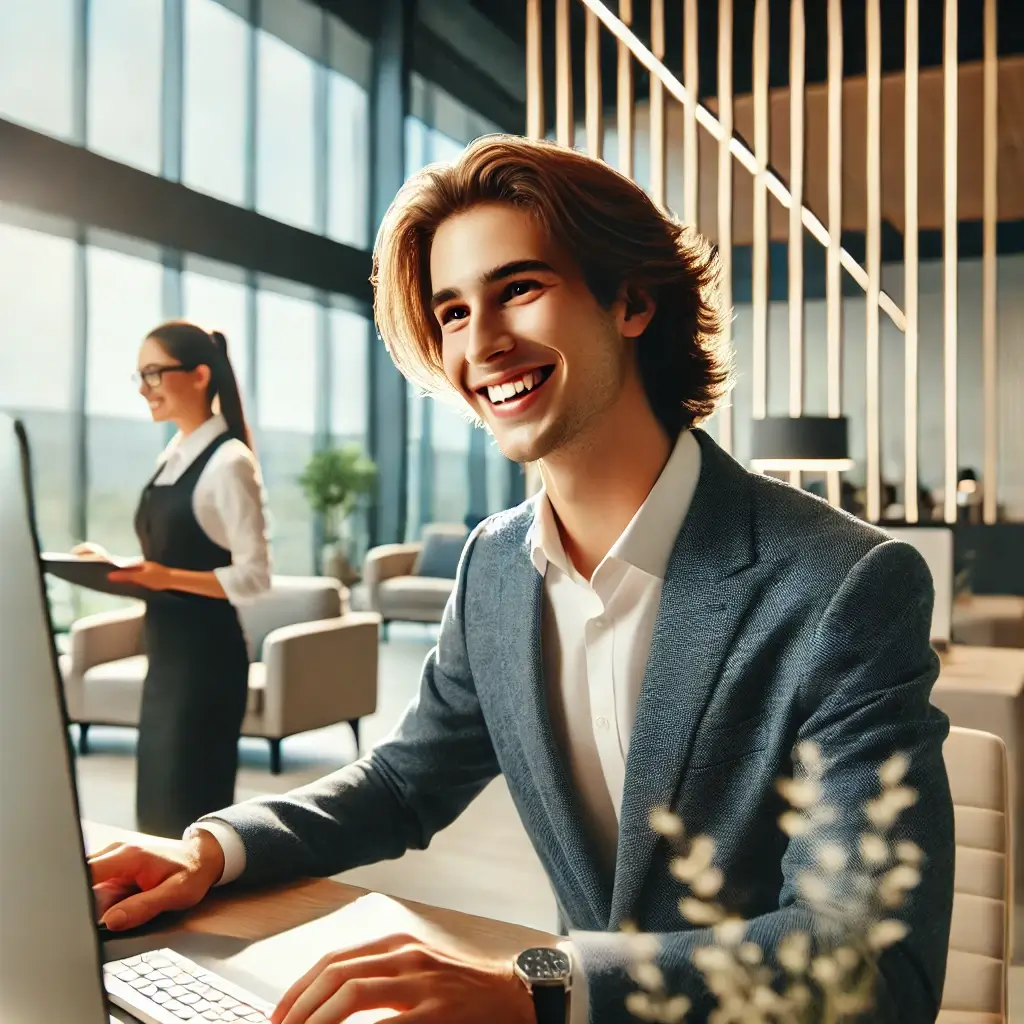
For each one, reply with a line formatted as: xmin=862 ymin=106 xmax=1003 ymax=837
xmin=208 ymin=331 xmax=253 ymax=449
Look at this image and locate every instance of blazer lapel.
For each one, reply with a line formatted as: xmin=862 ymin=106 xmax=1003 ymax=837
xmin=610 ymin=433 xmax=757 ymax=926
xmin=501 ymin=522 xmax=612 ymax=931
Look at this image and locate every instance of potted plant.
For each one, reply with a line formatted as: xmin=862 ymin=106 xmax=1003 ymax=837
xmin=299 ymin=444 xmax=378 ymax=586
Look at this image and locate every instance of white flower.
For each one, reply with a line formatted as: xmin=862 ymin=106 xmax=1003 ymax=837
xmin=692 ymin=867 xmax=725 ymax=898
xmin=679 ymin=897 xmax=725 ymax=925
xmin=738 ymin=942 xmax=763 ymax=966
xmin=661 ymin=995 xmax=692 ymax=1023
xmin=777 ymin=931 xmax=810 ymax=973
xmin=878 ymin=752 xmax=910 ymax=787
xmin=815 ymin=843 xmax=848 ymax=874
xmin=834 ymin=946 xmax=860 ymax=972
xmin=797 ymin=872 xmax=831 ymax=905
xmin=625 ymin=992 xmax=658 ymax=1020
xmin=777 ymin=778 xmax=821 ymax=809
xmin=795 ymin=740 xmax=822 ymax=770
xmin=693 ymin=945 xmax=734 ymax=973
xmin=865 ymin=786 xmax=918 ymax=828
xmin=631 ymin=961 xmax=665 ymax=991
xmin=860 ymin=833 xmax=890 ymax=866
xmin=713 ymin=917 xmax=747 ymax=947
xmin=778 ymin=811 xmax=810 ymax=837
xmin=786 ymin=981 xmax=812 ymax=1008
xmin=878 ymin=864 xmax=922 ymax=906
xmin=650 ymin=808 xmax=684 ymax=838
xmin=868 ymin=919 xmax=910 ymax=949
xmin=670 ymin=836 xmax=716 ymax=882
xmin=896 ymin=840 xmax=924 ymax=865
xmin=810 ymin=956 xmax=839 ymax=984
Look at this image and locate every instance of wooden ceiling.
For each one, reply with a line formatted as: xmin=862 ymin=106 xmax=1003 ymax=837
xmin=659 ymin=54 xmax=1024 ymax=245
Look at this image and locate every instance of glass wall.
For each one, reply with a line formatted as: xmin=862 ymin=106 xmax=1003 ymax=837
xmin=403 ymin=75 xmax=518 ymax=537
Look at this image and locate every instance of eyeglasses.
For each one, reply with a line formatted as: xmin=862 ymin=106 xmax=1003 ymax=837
xmin=132 ymin=364 xmax=197 ymax=389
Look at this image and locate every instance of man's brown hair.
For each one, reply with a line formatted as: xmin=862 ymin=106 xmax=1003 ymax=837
xmin=372 ymin=134 xmax=732 ymax=435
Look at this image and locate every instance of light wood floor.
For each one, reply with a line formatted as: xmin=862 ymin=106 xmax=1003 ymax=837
xmin=73 ymin=624 xmax=1024 ymax=1018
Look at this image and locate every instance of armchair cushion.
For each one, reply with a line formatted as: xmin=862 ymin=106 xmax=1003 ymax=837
xmin=238 ymin=575 xmax=346 ymax=661
xmin=412 ymin=525 xmax=467 ymax=580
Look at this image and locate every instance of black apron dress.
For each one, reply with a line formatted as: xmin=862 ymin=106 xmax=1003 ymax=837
xmin=134 ymin=432 xmax=250 ymax=838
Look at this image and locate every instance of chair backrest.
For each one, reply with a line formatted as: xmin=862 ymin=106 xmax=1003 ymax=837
xmin=941 ymin=726 xmax=1011 ymax=1019
xmin=886 ymin=526 xmax=954 ymax=647
xmin=238 ymin=575 xmax=346 ymax=661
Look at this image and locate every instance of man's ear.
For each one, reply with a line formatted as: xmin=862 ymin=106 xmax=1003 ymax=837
xmin=617 ymin=285 xmax=656 ymax=339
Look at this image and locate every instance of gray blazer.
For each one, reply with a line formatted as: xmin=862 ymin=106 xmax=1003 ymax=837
xmin=212 ymin=431 xmax=954 ymax=1023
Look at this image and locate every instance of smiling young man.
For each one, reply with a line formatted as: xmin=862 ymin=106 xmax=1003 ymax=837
xmin=89 ymin=136 xmax=954 ymax=1024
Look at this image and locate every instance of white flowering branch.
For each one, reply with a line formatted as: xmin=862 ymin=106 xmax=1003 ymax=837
xmin=627 ymin=742 xmax=922 ymax=1024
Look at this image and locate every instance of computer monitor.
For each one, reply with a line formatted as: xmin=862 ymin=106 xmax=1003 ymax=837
xmin=0 ymin=414 xmax=111 ymax=1023
xmin=885 ymin=525 xmax=955 ymax=649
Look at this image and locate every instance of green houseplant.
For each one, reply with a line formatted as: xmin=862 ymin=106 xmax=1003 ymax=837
xmin=299 ymin=444 xmax=378 ymax=585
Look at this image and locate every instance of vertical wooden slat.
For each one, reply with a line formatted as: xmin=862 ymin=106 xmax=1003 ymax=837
xmin=904 ymin=0 xmax=920 ymax=522
xmin=982 ymin=0 xmax=998 ymax=524
xmin=585 ymin=7 xmax=603 ymax=159
xmin=752 ymin=0 xmax=769 ymax=421
xmin=943 ymin=0 xmax=958 ymax=525
xmin=865 ymin=0 xmax=882 ymax=522
xmin=617 ymin=0 xmax=634 ymax=179
xmin=683 ymin=0 xmax=699 ymax=225
xmin=717 ymin=0 xmax=734 ymax=454
xmin=649 ymin=0 xmax=666 ymax=206
xmin=788 ymin=0 xmax=805 ymax=419
xmin=526 ymin=0 xmax=544 ymax=140
xmin=555 ymin=0 xmax=573 ymax=148
xmin=825 ymin=0 xmax=844 ymax=508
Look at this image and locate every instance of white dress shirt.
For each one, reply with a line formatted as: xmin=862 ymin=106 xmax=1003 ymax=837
xmin=153 ymin=414 xmax=271 ymax=607
xmin=196 ymin=430 xmax=701 ymax=1023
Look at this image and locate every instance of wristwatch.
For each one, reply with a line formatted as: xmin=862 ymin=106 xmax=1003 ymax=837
xmin=514 ymin=946 xmax=572 ymax=1023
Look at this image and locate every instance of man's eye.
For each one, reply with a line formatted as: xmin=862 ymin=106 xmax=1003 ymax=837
xmin=441 ymin=306 xmax=468 ymax=324
xmin=502 ymin=280 xmax=537 ymax=301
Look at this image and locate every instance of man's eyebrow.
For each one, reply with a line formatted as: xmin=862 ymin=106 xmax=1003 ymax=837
xmin=429 ymin=259 xmax=554 ymax=310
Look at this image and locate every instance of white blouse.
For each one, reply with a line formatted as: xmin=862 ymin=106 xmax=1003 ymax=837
xmin=152 ymin=414 xmax=271 ymax=606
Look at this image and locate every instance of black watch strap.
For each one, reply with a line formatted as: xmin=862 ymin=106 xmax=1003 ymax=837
xmin=531 ymin=983 xmax=568 ymax=1024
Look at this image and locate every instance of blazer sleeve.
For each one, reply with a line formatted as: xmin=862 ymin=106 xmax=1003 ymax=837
xmin=569 ymin=540 xmax=955 ymax=1023
xmin=202 ymin=527 xmax=501 ymax=887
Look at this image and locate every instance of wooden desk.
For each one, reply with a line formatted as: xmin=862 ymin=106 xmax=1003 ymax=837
xmin=953 ymin=595 xmax=1024 ymax=649
xmin=85 ymin=822 xmax=557 ymax=960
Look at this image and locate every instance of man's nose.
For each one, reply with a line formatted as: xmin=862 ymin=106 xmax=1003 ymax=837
xmin=466 ymin=311 xmax=514 ymax=365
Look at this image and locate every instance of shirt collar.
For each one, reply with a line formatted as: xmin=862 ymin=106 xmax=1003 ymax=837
xmin=161 ymin=414 xmax=228 ymax=473
xmin=528 ymin=429 xmax=702 ymax=582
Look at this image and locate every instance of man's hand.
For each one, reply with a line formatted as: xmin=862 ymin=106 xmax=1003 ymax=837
xmin=107 ymin=560 xmax=175 ymax=591
xmin=271 ymin=934 xmax=535 ymax=1024
xmin=87 ymin=831 xmax=225 ymax=931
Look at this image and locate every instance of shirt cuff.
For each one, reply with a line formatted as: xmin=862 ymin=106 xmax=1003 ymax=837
xmin=558 ymin=939 xmax=589 ymax=1024
xmin=213 ymin=563 xmax=271 ymax=607
xmin=185 ymin=820 xmax=247 ymax=886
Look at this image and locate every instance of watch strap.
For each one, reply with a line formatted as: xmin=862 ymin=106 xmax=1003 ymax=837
xmin=531 ymin=983 xmax=568 ymax=1024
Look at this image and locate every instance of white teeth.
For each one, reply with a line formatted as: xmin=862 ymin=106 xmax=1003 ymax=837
xmin=486 ymin=369 xmax=547 ymax=405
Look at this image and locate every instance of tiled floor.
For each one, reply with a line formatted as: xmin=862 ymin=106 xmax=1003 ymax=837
xmin=74 ymin=624 xmax=1023 ymax=1018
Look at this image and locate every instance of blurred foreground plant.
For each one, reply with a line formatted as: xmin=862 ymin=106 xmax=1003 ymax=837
xmin=625 ymin=742 xmax=921 ymax=1024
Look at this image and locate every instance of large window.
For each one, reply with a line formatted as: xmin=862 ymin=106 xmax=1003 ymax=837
xmin=0 ymin=218 xmax=78 ymax=554
xmin=0 ymin=0 xmax=76 ymax=140
xmin=182 ymin=0 xmax=249 ymax=205
xmin=256 ymin=285 xmax=318 ymax=574
xmin=256 ymin=32 xmax=316 ymax=231
xmin=84 ymin=242 xmax=167 ymax=569
xmin=328 ymin=72 xmax=370 ymax=248
xmin=87 ymin=0 xmax=164 ymax=174
xmin=182 ymin=260 xmax=252 ymax=405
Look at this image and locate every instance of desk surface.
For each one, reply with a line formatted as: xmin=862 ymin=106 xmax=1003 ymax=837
xmin=936 ymin=644 xmax=1024 ymax=698
xmin=84 ymin=821 xmax=557 ymax=961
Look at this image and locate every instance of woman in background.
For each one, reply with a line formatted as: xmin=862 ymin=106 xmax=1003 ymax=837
xmin=77 ymin=321 xmax=270 ymax=837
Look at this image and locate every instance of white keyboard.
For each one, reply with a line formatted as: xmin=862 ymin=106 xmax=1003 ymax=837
xmin=104 ymin=948 xmax=274 ymax=1023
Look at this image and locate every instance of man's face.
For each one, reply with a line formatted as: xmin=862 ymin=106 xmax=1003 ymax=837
xmin=429 ymin=202 xmax=650 ymax=465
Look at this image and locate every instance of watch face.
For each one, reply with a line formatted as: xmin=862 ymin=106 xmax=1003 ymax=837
xmin=516 ymin=947 xmax=571 ymax=983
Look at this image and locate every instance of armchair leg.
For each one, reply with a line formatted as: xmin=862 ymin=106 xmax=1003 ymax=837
xmin=268 ymin=738 xmax=282 ymax=775
xmin=348 ymin=718 xmax=361 ymax=754
xmin=381 ymin=621 xmax=390 ymax=643
xmin=78 ymin=723 xmax=91 ymax=756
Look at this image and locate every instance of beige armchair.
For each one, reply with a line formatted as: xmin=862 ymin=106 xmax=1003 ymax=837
xmin=940 ymin=726 xmax=1011 ymax=1023
xmin=363 ymin=523 xmax=467 ymax=634
xmin=59 ymin=575 xmax=381 ymax=774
